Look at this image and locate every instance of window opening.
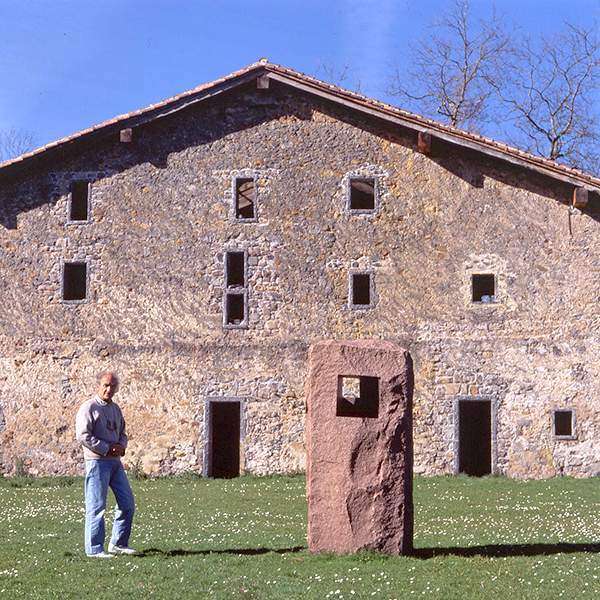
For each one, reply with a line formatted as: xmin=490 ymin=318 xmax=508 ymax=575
xmin=235 ymin=178 xmax=256 ymax=220
xmin=336 ymin=376 xmax=379 ymax=418
xmin=349 ymin=178 xmax=375 ymax=211
xmin=472 ymin=274 xmax=495 ymax=303
xmin=69 ymin=181 xmax=89 ymax=221
xmin=226 ymin=252 xmax=245 ymax=287
xmin=351 ymin=273 xmax=371 ymax=306
xmin=554 ymin=410 xmax=573 ymax=437
xmin=225 ymin=292 xmax=245 ymax=326
xmin=63 ymin=262 xmax=87 ymax=301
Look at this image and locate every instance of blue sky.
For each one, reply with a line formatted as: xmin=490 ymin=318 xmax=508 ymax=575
xmin=0 ymin=0 xmax=598 ymax=148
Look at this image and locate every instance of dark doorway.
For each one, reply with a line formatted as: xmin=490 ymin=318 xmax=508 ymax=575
xmin=209 ymin=401 xmax=241 ymax=478
xmin=459 ymin=400 xmax=492 ymax=476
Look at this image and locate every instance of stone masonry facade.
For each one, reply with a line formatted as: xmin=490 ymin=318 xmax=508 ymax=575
xmin=0 ymin=69 xmax=599 ymax=478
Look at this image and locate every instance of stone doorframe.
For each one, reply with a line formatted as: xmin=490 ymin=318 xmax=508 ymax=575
xmin=452 ymin=396 xmax=498 ymax=475
xmin=202 ymin=396 xmax=246 ymax=477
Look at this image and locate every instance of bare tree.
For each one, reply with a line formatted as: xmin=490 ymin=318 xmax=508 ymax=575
xmin=388 ymin=0 xmax=510 ymax=131
xmin=490 ymin=25 xmax=600 ymax=175
xmin=316 ymin=60 xmax=363 ymax=94
xmin=0 ymin=128 xmax=36 ymax=163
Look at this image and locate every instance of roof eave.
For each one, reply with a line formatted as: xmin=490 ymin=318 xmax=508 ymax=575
xmin=264 ymin=68 xmax=600 ymax=192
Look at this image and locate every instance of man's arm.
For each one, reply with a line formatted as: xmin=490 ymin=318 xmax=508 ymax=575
xmin=117 ymin=406 xmax=128 ymax=452
xmin=75 ymin=404 xmax=110 ymax=456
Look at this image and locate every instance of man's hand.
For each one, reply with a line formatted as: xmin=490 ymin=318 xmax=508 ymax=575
xmin=108 ymin=443 xmax=126 ymax=457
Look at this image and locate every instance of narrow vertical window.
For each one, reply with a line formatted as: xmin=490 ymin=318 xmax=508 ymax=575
xmin=350 ymin=272 xmax=373 ymax=308
xmin=62 ymin=262 xmax=88 ymax=301
xmin=235 ymin=178 xmax=256 ymax=220
xmin=223 ymin=250 xmax=248 ymax=328
xmin=472 ymin=274 xmax=496 ymax=303
xmin=225 ymin=292 xmax=246 ymax=326
xmin=348 ymin=177 xmax=376 ymax=212
xmin=69 ymin=181 xmax=89 ymax=222
xmin=226 ymin=251 xmax=245 ymax=287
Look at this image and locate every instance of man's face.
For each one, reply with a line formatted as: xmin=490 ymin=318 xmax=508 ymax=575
xmin=98 ymin=374 xmax=119 ymax=402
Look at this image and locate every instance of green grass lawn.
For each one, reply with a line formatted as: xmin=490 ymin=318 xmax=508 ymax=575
xmin=0 ymin=474 xmax=598 ymax=599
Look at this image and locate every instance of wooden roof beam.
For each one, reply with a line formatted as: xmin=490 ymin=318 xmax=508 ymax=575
xmin=417 ymin=131 xmax=432 ymax=155
xmin=256 ymin=74 xmax=270 ymax=89
xmin=119 ymin=128 xmax=133 ymax=143
xmin=573 ymin=186 xmax=589 ymax=209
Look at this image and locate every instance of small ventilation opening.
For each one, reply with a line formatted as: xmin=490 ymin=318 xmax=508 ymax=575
xmin=349 ymin=178 xmax=375 ymax=211
xmin=554 ymin=410 xmax=573 ymax=436
xmin=472 ymin=274 xmax=495 ymax=302
xmin=63 ymin=262 xmax=87 ymax=301
xmin=336 ymin=376 xmax=379 ymax=418
xmin=352 ymin=273 xmax=371 ymax=306
xmin=225 ymin=292 xmax=245 ymax=326
xmin=226 ymin=252 xmax=245 ymax=287
xmin=70 ymin=181 xmax=89 ymax=221
xmin=235 ymin=178 xmax=255 ymax=219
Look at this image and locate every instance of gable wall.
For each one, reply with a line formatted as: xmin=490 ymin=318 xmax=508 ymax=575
xmin=0 ymin=83 xmax=598 ymax=477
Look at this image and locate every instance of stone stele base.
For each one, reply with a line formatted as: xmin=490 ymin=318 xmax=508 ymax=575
xmin=306 ymin=339 xmax=414 ymax=555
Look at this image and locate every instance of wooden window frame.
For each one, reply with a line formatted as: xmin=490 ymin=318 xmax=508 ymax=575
xmin=232 ymin=176 xmax=259 ymax=222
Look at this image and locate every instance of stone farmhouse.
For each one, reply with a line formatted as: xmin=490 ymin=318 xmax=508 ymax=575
xmin=0 ymin=61 xmax=598 ymax=478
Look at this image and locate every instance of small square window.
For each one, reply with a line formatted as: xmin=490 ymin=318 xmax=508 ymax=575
xmin=235 ymin=178 xmax=256 ymax=220
xmin=350 ymin=272 xmax=373 ymax=307
xmin=554 ymin=410 xmax=574 ymax=437
xmin=62 ymin=262 xmax=87 ymax=301
xmin=69 ymin=181 xmax=89 ymax=222
xmin=472 ymin=274 xmax=496 ymax=303
xmin=226 ymin=251 xmax=245 ymax=287
xmin=349 ymin=178 xmax=376 ymax=212
xmin=336 ymin=375 xmax=379 ymax=418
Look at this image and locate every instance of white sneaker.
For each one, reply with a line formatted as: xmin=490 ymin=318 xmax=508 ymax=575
xmin=108 ymin=542 xmax=137 ymax=555
xmin=86 ymin=551 xmax=114 ymax=558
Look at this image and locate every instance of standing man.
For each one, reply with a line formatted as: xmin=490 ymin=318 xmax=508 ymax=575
xmin=76 ymin=371 xmax=136 ymax=558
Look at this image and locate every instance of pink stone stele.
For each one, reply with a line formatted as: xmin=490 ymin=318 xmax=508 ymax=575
xmin=306 ymin=339 xmax=414 ymax=555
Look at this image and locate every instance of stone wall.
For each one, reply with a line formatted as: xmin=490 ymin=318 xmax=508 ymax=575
xmin=0 ymin=81 xmax=598 ymax=477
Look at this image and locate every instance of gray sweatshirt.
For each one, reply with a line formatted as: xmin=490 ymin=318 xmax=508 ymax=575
xmin=75 ymin=396 xmax=128 ymax=460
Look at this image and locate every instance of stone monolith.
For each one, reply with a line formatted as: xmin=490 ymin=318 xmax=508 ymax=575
xmin=306 ymin=339 xmax=414 ymax=554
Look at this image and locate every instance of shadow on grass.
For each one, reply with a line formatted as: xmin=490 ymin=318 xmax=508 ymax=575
xmin=414 ymin=543 xmax=600 ymax=559
xmin=137 ymin=546 xmax=306 ymax=557
xmin=132 ymin=543 xmax=600 ymax=560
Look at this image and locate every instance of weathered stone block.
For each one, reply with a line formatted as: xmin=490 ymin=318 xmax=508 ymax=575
xmin=306 ymin=339 xmax=413 ymax=555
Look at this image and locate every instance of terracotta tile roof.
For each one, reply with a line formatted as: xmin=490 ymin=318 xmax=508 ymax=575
xmin=1 ymin=60 xmax=599 ymax=191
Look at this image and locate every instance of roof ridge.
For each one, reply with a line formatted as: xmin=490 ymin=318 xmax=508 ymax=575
xmin=1 ymin=61 xmax=599 ymax=190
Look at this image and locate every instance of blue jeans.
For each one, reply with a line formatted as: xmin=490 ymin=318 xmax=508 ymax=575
xmin=84 ymin=460 xmax=135 ymax=555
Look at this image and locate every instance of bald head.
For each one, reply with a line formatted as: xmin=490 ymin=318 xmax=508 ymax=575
xmin=96 ymin=371 xmax=119 ymax=403
xmin=97 ymin=370 xmax=119 ymax=384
